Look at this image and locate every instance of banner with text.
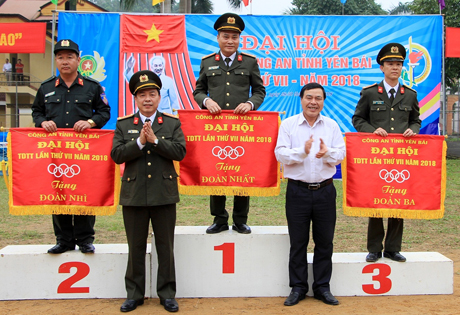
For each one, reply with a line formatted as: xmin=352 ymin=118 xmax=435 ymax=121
xmin=7 ymin=128 xmax=120 ymax=216
xmin=59 ymin=13 xmax=442 ymax=135
xmin=0 ymin=23 xmax=46 ymax=53
xmin=342 ymin=133 xmax=446 ymax=219
xmin=178 ymin=110 xmax=280 ymax=196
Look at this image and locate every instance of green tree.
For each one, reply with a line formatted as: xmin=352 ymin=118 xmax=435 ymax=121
xmin=388 ymin=2 xmax=412 ymax=15
xmin=410 ymin=0 xmax=460 ymax=89
xmin=288 ymin=0 xmax=386 ymax=15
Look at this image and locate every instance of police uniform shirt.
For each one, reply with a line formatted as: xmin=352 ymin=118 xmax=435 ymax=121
xmin=32 ymin=72 xmax=110 ymax=129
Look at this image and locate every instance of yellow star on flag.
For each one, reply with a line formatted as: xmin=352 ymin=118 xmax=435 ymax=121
xmin=144 ymin=23 xmax=164 ymax=43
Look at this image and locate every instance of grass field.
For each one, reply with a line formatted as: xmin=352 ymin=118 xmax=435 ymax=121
xmin=1 ymin=160 xmax=459 ymax=252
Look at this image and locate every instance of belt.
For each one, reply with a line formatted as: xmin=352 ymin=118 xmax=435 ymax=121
xmin=288 ymin=178 xmax=333 ymax=190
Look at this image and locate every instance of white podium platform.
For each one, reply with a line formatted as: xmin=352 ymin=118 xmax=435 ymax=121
xmin=0 ymin=226 xmax=453 ymax=300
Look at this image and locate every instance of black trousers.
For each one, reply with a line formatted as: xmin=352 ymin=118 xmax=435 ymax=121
xmin=123 ymin=204 xmax=176 ymax=301
xmin=286 ymin=181 xmax=336 ymax=295
xmin=52 ymin=214 xmax=95 ymax=247
xmin=210 ymin=195 xmax=249 ymax=225
xmin=367 ymin=217 xmax=404 ymax=252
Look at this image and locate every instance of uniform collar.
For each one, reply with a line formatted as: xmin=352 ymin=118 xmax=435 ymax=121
xmin=383 ymin=79 xmax=399 ymax=94
xmin=138 ymin=111 xmax=157 ymax=124
xmin=55 ymin=72 xmax=84 ymax=88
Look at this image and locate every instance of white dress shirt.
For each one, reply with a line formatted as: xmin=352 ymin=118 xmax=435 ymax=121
xmin=137 ymin=111 xmax=157 ymax=150
xmin=275 ymin=113 xmax=345 ymax=183
xmin=383 ymin=80 xmax=399 ymax=99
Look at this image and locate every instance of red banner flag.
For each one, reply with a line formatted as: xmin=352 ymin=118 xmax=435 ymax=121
xmin=120 ymin=15 xmax=186 ymax=53
xmin=446 ymin=27 xmax=460 ymax=58
xmin=178 ymin=110 xmax=280 ymax=196
xmin=7 ymin=128 xmax=120 ymax=215
xmin=0 ymin=23 xmax=46 ymax=53
xmin=342 ymin=133 xmax=446 ymax=219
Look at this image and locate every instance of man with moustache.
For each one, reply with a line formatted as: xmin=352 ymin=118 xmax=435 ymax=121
xmin=352 ymin=43 xmax=421 ymax=263
xmin=111 ymin=70 xmax=186 ymax=313
xmin=193 ymin=13 xmax=266 ymax=235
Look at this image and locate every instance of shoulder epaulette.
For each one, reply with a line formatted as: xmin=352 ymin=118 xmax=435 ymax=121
xmin=117 ymin=114 xmax=134 ymax=121
xmin=403 ymin=85 xmax=417 ymax=93
xmin=362 ymin=83 xmax=377 ymax=90
xmin=42 ymin=76 xmax=56 ymax=84
xmin=162 ymin=112 xmax=179 ymax=119
xmin=81 ymin=75 xmax=100 ymax=84
xmin=241 ymin=52 xmax=256 ymax=58
xmin=202 ymin=52 xmax=217 ymax=60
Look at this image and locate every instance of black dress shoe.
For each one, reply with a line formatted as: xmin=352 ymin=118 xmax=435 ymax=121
xmin=120 ymin=299 xmax=144 ymax=312
xmin=47 ymin=243 xmax=74 ymax=254
xmin=314 ymin=291 xmax=339 ymax=305
xmin=79 ymin=243 xmax=95 ymax=254
xmin=206 ymin=223 xmax=229 ymax=234
xmin=384 ymin=251 xmax=406 ymax=262
xmin=366 ymin=252 xmax=382 ymax=262
xmin=160 ymin=298 xmax=179 ymax=312
xmin=232 ymin=223 xmax=251 ymax=234
xmin=284 ymin=291 xmax=306 ymax=306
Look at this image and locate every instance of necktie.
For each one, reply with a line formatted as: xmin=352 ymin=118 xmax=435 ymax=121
xmin=145 ymin=118 xmax=151 ymax=124
xmin=389 ymin=88 xmax=395 ymax=104
xmin=225 ymin=57 xmax=231 ymax=68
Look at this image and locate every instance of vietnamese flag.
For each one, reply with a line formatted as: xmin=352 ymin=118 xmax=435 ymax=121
xmin=120 ymin=15 xmax=185 ymax=53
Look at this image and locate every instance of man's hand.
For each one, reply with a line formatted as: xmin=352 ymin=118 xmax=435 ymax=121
xmin=73 ymin=120 xmax=92 ymax=132
xmin=316 ymin=138 xmax=328 ymax=158
xmin=205 ymin=99 xmax=222 ymax=115
xmin=41 ymin=120 xmax=57 ymax=133
xmin=304 ymin=135 xmax=314 ymax=155
xmin=373 ymin=127 xmax=388 ymax=137
xmin=402 ymin=128 xmax=416 ymax=137
xmin=234 ymin=102 xmax=251 ymax=114
xmin=143 ymin=121 xmax=157 ymax=144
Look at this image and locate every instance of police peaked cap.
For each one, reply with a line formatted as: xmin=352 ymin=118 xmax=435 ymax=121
xmin=129 ymin=70 xmax=162 ymax=95
xmin=214 ymin=13 xmax=245 ymax=33
xmin=377 ymin=43 xmax=406 ymax=65
xmin=54 ymin=39 xmax=80 ymax=55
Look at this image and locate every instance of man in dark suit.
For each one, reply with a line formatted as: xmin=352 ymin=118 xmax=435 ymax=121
xmin=193 ymin=13 xmax=266 ymax=235
xmin=111 ymin=70 xmax=186 ymax=313
xmin=32 ymin=39 xmax=110 ymax=254
xmin=352 ymin=43 xmax=421 ymax=263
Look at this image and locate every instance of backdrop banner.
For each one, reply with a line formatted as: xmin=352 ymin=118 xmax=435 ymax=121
xmin=7 ymin=128 xmax=119 ymax=215
xmin=342 ymin=133 xmax=446 ymax=219
xmin=0 ymin=23 xmax=46 ymax=53
xmin=178 ymin=110 xmax=280 ymax=196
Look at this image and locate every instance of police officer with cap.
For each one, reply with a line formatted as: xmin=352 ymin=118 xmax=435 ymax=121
xmin=193 ymin=13 xmax=266 ymax=235
xmin=32 ymin=39 xmax=111 ymax=255
xmin=352 ymin=42 xmax=421 ymax=263
xmin=111 ymin=70 xmax=186 ymax=313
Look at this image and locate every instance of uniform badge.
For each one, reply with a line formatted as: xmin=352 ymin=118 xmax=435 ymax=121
xmin=55 ymin=78 xmax=60 ymax=87
xmin=61 ymin=40 xmax=70 ymax=47
xmin=401 ymin=87 xmax=405 ymax=94
xmin=227 ymin=17 xmax=235 ymax=24
xmin=101 ymin=93 xmax=108 ymax=105
xmin=45 ymin=91 xmax=56 ymax=97
xmin=238 ymin=55 xmax=243 ymax=61
xmin=78 ymin=78 xmax=84 ymax=86
xmin=134 ymin=117 xmax=139 ymax=125
xmin=215 ymin=54 xmax=220 ymax=61
xmin=373 ymin=101 xmax=384 ymax=104
xmin=208 ymin=66 xmax=219 ymax=70
xmin=128 ymin=130 xmax=139 ymax=134
xmin=378 ymin=86 xmax=383 ymax=94
xmin=391 ymin=46 xmax=399 ymax=53
xmin=158 ymin=117 xmax=163 ymax=124
xmin=140 ymin=74 xmax=148 ymax=82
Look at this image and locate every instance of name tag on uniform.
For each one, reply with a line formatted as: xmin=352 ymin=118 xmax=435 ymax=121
xmin=128 ymin=130 xmax=139 ymax=134
xmin=208 ymin=66 xmax=219 ymax=70
xmin=45 ymin=91 xmax=56 ymax=97
xmin=373 ymin=101 xmax=384 ymax=104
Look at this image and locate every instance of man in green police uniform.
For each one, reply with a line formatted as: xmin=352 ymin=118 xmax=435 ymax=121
xmin=32 ymin=39 xmax=111 ymax=254
xmin=193 ymin=13 xmax=266 ymax=235
xmin=352 ymin=42 xmax=421 ymax=263
xmin=111 ymin=70 xmax=186 ymax=313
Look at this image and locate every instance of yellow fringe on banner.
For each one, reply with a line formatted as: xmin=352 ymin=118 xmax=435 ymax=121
xmin=178 ymin=184 xmax=280 ymax=197
xmin=342 ymin=138 xmax=447 ymax=220
xmin=7 ymin=133 xmax=121 ymax=216
xmin=1 ymin=160 xmax=7 ymax=189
